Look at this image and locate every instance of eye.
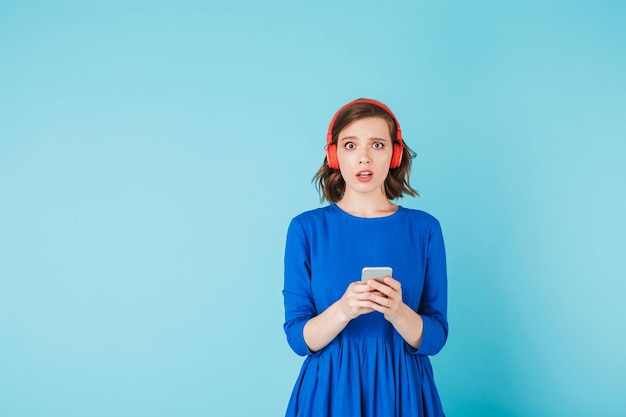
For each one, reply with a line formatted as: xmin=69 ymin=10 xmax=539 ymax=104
xmin=344 ymin=142 xmax=356 ymax=150
xmin=372 ymin=142 xmax=385 ymax=149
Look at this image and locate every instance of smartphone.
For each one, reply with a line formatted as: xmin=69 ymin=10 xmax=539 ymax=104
xmin=361 ymin=267 xmax=393 ymax=283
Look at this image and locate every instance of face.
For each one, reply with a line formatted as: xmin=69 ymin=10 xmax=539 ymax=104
xmin=336 ymin=117 xmax=394 ymax=199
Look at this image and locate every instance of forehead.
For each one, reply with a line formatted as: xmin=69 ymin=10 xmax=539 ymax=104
xmin=338 ymin=117 xmax=393 ymax=138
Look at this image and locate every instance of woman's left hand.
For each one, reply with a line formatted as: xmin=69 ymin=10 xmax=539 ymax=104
xmin=365 ymin=276 xmax=408 ymax=323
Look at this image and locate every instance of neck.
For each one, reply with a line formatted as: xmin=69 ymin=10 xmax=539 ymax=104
xmin=337 ymin=190 xmax=397 ymax=218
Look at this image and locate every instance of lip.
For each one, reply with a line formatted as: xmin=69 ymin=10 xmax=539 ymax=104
xmin=356 ymin=170 xmax=373 ymax=182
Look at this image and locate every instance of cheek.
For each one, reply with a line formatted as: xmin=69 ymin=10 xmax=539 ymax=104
xmin=336 ymin=149 xmax=356 ymax=167
xmin=375 ymin=151 xmax=393 ymax=168
xmin=338 ymin=162 xmax=352 ymax=180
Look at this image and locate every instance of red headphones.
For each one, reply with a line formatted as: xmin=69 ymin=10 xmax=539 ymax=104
xmin=325 ymin=98 xmax=404 ymax=170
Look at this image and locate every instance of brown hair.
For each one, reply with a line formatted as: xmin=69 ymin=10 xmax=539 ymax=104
xmin=313 ymin=100 xmax=418 ymax=203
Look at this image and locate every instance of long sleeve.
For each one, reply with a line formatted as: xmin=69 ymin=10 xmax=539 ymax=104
xmin=413 ymin=220 xmax=448 ymax=355
xmin=282 ymin=218 xmax=317 ymax=356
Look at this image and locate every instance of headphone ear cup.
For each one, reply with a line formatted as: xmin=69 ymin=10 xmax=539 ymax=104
xmin=390 ymin=143 xmax=404 ymax=169
xmin=326 ymin=144 xmax=340 ymax=169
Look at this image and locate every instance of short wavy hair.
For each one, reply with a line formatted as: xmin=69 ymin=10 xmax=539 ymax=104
xmin=313 ymin=100 xmax=418 ymax=203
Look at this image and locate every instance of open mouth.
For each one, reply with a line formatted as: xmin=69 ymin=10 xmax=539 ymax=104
xmin=356 ymin=170 xmax=373 ymax=181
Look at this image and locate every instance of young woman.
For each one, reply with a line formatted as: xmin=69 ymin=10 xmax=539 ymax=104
xmin=283 ymin=98 xmax=448 ymax=417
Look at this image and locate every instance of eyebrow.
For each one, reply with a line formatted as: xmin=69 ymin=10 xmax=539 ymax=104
xmin=338 ymin=136 xmax=390 ymax=143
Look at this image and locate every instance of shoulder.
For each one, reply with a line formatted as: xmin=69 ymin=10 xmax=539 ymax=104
xmin=397 ymin=206 xmax=440 ymax=224
xmin=285 ymin=206 xmax=338 ymax=251
xmin=290 ymin=205 xmax=336 ymax=227
xmin=397 ymin=207 xmax=444 ymax=234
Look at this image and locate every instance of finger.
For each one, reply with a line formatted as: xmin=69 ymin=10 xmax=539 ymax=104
xmin=350 ymin=294 xmax=377 ymax=305
xmin=367 ymin=280 xmax=393 ymax=297
xmin=368 ymin=302 xmax=391 ymax=315
xmin=350 ymin=300 xmax=378 ymax=314
xmin=350 ymin=282 xmax=373 ymax=293
xmin=383 ymin=276 xmax=401 ymax=291
xmin=367 ymin=292 xmax=390 ymax=307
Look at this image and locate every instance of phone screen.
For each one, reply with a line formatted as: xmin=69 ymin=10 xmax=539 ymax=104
xmin=361 ymin=267 xmax=393 ymax=282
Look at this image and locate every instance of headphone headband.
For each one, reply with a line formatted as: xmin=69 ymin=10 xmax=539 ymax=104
xmin=325 ymin=98 xmax=404 ymax=169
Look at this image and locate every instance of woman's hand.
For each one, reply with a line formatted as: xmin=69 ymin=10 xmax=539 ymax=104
xmin=303 ymin=281 xmax=382 ymax=353
xmin=338 ymin=281 xmax=379 ymax=320
xmin=365 ymin=276 xmax=407 ymax=323
xmin=304 ymin=276 xmax=423 ymax=353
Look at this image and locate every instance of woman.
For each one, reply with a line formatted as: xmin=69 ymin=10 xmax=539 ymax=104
xmin=283 ymin=98 xmax=448 ymax=416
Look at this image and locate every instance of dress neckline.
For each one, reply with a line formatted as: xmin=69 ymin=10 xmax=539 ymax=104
xmin=331 ymin=203 xmax=402 ymax=220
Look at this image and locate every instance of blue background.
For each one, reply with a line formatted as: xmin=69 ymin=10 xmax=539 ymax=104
xmin=1 ymin=1 xmax=625 ymax=416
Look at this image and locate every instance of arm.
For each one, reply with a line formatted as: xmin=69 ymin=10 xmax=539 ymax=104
xmin=415 ymin=220 xmax=448 ymax=355
xmin=365 ymin=277 xmax=425 ymax=349
xmin=303 ymin=282 xmax=377 ymax=352
xmin=282 ymin=218 xmax=317 ymax=356
xmin=283 ymin=218 xmax=379 ymax=355
xmin=302 ymin=300 xmax=351 ymax=353
xmin=366 ymin=221 xmax=448 ymax=355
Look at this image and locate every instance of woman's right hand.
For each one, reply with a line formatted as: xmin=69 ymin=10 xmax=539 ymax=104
xmin=338 ymin=281 xmax=379 ymax=320
xmin=303 ymin=281 xmax=381 ymax=352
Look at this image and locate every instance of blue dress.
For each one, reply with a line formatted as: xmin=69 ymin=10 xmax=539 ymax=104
xmin=283 ymin=204 xmax=448 ymax=417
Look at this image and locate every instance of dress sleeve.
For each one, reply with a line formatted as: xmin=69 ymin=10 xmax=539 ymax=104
xmin=282 ymin=217 xmax=317 ymax=356
xmin=412 ymin=220 xmax=448 ymax=356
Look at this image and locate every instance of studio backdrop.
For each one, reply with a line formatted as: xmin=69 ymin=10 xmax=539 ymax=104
xmin=1 ymin=1 xmax=625 ymax=416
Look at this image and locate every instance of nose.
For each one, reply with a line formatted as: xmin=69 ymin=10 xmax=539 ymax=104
xmin=358 ymin=146 xmax=372 ymax=164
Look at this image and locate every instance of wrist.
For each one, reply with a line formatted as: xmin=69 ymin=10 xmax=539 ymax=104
xmin=388 ymin=302 xmax=411 ymax=326
xmin=333 ymin=299 xmax=353 ymax=325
